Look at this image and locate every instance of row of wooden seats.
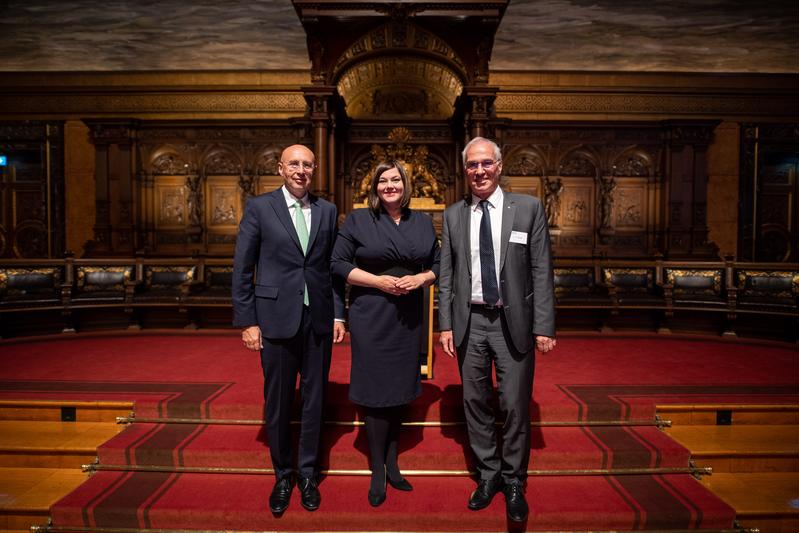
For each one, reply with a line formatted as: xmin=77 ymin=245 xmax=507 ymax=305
xmin=1 ymin=257 xmax=797 ymax=319
xmin=552 ymin=259 xmax=799 ymax=318
xmin=0 ymin=258 xmax=233 ymax=313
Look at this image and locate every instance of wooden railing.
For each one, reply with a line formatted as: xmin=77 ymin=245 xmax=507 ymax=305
xmin=1 ymin=257 xmax=797 ymax=341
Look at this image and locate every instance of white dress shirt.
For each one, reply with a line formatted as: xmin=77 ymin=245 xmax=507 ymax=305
xmin=470 ymin=187 xmax=503 ymax=305
xmin=282 ymin=185 xmax=311 ymax=234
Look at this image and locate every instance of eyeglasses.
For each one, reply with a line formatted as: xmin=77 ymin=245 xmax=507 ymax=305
xmin=282 ymin=160 xmax=315 ymax=171
xmin=465 ymin=159 xmax=499 ymax=171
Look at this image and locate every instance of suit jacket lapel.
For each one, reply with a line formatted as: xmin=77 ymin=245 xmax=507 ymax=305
xmin=499 ymin=193 xmax=516 ymax=273
xmin=268 ymin=189 xmax=302 ymax=253
xmin=307 ymin=194 xmax=321 ymax=253
xmin=461 ymin=199 xmax=472 ymax=276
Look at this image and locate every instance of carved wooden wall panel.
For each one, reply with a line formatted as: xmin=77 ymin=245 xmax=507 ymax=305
xmin=496 ymin=122 xmax=715 ymax=258
xmin=84 ymin=121 xmax=308 ymax=256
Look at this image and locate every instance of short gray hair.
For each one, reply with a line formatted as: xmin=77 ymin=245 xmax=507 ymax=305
xmin=462 ymin=137 xmax=502 ymax=166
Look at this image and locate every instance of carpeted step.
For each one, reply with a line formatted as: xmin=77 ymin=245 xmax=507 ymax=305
xmin=50 ymin=471 xmax=735 ymax=531
xmin=96 ymin=423 xmax=692 ymax=473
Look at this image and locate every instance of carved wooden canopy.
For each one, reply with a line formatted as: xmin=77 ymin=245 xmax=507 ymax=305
xmin=292 ymin=1 xmax=509 ymax=112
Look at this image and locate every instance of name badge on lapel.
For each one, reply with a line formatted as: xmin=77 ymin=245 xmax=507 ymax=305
xmin=509 ymin=231 xmax=528 ymax=244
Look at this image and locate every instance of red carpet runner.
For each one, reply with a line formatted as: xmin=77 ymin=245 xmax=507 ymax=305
xmin=2 ymin=332 xmax=798 ymax=531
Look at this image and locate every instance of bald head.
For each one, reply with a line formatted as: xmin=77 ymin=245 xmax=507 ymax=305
xmin=279 ymin=144 xmax=316 ymax=199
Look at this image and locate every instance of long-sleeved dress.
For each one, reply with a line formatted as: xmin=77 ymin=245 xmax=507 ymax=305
xmin=332 ymin=208 xmax=440 ymax=407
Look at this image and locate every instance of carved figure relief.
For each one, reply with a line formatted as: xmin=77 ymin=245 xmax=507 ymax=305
xmin=559 ymin=156 xmax=596 ymax=177
xmin=255 ymin=150 xmax=280 ymax=176
xmin=185 ymin=175 xmax=203 ymax=227
xmin=563 ymin=186 xmax=592 ymax=227
xmin=599 ymin=176 xmax=617 ymax=229
xmin=159 ymin=189 xmax=185 ymax=226
xmin=505 ymin=152 xmax=544 ymax=176
xmin=204 ymin=152 xmax=239 ymax=175
xmin=615 ymin=188 xmax=643 ymax=227
xmin=613 ymin=155 xmax=649 ymax=177
xmin=153 ymin=154 xmax=188 ymax=175
xmin=543 ymin=177 xmax=564 ymax=228
xmin=211 ymin=190 xmax=237 ymax=225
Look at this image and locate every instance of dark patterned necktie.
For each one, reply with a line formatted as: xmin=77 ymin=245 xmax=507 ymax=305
xmin=479 ymin=200 xmax=499 ymax=306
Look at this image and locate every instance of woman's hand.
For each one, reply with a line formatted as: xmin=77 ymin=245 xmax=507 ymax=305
xmin=395 ymin=274 xmax=425 ymax=292
xmin=374 ymin=275 xmax=409 ymax=296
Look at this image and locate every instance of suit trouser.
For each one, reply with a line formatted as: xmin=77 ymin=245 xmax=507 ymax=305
xmin=261 ymin=306 xmax=332 ymax=479
xmin=457 ymin=305 xmax=535 ymax=485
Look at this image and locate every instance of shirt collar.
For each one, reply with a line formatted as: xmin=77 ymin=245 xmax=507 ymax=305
xmin=471 ymin=186 xmax=504 ymax=211
xmin=282 ymin=185 xmax=309 ymax=208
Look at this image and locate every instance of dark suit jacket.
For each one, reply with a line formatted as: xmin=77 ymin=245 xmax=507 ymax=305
xmin=438 ymin=191 xmax=555 ymax=354
xmin=232 ymin=188 xmax=344 ymax=338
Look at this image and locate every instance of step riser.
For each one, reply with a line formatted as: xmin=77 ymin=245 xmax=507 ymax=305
xmin=0 ymin=511 xmax=49 ymax=530
xmin=661 ymin=409 xmax=799 ymax=426
xmin=737 ymin=516 xmax=799 ymax=532
xmin=693 ymin=456 xmax=799 ymax=473
xmin=96 ymin=424 xmax=691 ymax=473
xmin=49 ymin=472 xmax=736 ymax=532
xmin=0 ymin=452 xmax=96 ymax=469
xmin=0 ymin=407 xmax=131 ymax=423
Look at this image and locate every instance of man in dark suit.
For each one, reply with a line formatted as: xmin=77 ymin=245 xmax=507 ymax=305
xmin=439 ymin=137 xmax=556 ymax=522
xmin=232 ymin=144 xmax=345 ymax=514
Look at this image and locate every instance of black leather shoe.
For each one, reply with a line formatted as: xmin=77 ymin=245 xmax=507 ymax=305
xmin=503 ymin=484 xmax=529 ymax=522
xmin=468 ymin=477 xmax=503 ymax=510
xmin=387 ymin=475 xmax=413 ymax=492
xmin=269 ymin=476 xmax=294 ymax=514
xmin=298 ymin=476 xmax=321 ymax=511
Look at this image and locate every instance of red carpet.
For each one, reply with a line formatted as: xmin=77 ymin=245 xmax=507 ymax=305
xmin=2 ymin=332 xmax=798 ymax=531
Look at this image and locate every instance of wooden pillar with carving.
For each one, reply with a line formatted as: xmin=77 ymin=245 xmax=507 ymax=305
xmin=302 ymin=86 xmax=336 ymax=200
xmin=663 ymin=120 xmax=720 ymax=257
xmin=87 ymin=120 xmax=138 ymax=255
xmin=462 ymin=87 xmax=498 ymax=141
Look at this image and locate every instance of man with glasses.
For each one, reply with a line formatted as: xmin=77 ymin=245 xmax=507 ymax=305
xmin=439 ymin=137 xmax=556 ymax=522
xmin=233 ymin=144 xmax=345 ymax=514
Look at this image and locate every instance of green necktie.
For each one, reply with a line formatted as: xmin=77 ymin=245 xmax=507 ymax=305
xmin=293 ymin=201 xmax=310 ymax=306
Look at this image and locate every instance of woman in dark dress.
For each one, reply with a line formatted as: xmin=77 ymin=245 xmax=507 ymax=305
xmin=332 ymin=161 xmax=440 ymax=507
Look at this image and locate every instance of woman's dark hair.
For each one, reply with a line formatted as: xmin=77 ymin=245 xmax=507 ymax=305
xmin=367 ymin=160 xmax=412 ymax=214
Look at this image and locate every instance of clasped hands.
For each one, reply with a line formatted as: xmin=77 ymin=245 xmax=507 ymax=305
xmin=375 ymin=274 xmax=424 ymax=296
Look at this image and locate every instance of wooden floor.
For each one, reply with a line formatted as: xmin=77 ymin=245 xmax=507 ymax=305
xmin=1 ymin=401 xmax=798 ymax=532
xmin=0 ymin=401 xmax=130 ymax=531
xmin=663 ymin=405 xmax=799 ymax=533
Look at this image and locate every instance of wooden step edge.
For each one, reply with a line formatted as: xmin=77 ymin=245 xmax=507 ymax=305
xmin=84 ymin=463 xmax=706 ymax=477
xmin=0 ymin=446 xmax=99 ymax=453
xmin=36 ymin=527 xmax=750 ymax=533
xmin=118 ymin=416 xmax=662 ymax=427
xmin=658 ymin=404 xmax=799 ymax=412
xmin=0 ymin=400 xmax=134 ymax=409
xmin=691 ymin=450 xmax=799 ymax=458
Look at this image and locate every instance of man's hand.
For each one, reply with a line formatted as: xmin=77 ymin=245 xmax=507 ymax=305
xmin=439 ymin=330 xmax=455 ymax=358
xmin=241 ymin=325 xmax=262 ymax=351
xmin=535 ymin=335 xmax=556 ymax=353
xmin=333 ymin=321 xmax=346 ymax=344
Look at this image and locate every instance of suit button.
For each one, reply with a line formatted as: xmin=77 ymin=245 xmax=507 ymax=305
xmin=298 ymin=290 xmax=303 ymax=295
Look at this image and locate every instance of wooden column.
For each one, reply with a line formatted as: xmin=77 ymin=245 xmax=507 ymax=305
xmin=663 ymin=120 xmax=719 ymax=258
xmin=302 ymin=87 xmax=336 ymax=200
